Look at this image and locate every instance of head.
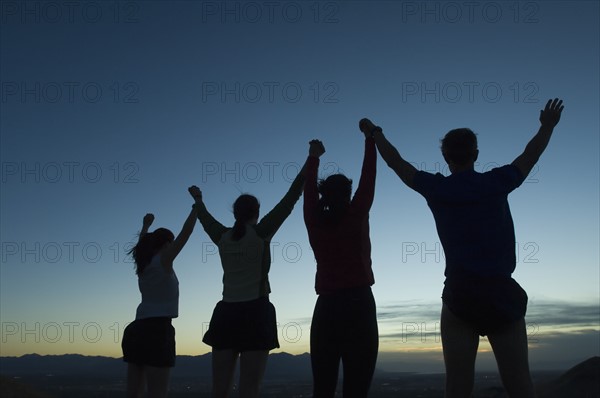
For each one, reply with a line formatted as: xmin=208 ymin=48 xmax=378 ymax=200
xmin=231 ymin=194 xmax=260 ymax=241
xmin=128 ymin=228 xmax=174 ymax=275
xmin=440 ymin=128 xmax=479 ymax=172
xmin=318 ymin=174 xmax=352 ymax=223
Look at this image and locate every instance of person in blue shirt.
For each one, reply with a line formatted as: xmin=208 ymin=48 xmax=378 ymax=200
xmin=360 ymin=98 xmax=564 ymax=398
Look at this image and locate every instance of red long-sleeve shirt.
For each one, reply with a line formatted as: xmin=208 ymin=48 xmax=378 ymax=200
xmin=303 ymin=138 xmax=376 ymax=294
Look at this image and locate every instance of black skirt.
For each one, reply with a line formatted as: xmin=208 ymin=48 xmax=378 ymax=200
xmin=122 ymin=317 xmax=175 ymax=367
xmin=203 ymin=297 xmax=279 ymax=351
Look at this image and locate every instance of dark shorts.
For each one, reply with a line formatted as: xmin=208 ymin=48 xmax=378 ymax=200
xmin=122 ymin=317 xmax=175 ymax=367
xmin=202 ymin=297 xmax=279 ymax=352
xmin=442 ymin=276 xmax=528 ymax=336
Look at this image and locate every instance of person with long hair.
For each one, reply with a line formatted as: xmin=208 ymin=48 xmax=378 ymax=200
xmin=303 ymin=132 xmax=378 ymax=397
xmin=122 ymin=206 xmax=197 ymax=398
xmin=361 ymin=98 xmax=564 ymax=397
xmin=188 ymin=162 xmax=305 ymax=398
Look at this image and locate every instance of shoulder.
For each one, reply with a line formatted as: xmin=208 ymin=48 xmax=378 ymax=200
xmin=413 ymin=170 xmax=445 ymax=193
xmin=483 ymin=164 xmax=525 ymax=188
xmin=415 ymin=170 xmax=445 ymax=180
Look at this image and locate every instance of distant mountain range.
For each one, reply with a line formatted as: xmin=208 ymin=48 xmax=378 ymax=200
xmin=0 ymin=352 xmax=313 ymax=382
xmin=1 ymin=354 xmax=598 ymax=397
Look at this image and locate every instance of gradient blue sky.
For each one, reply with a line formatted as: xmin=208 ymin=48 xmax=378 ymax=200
xmin=1 ymin=1 xmax=598 ymax=373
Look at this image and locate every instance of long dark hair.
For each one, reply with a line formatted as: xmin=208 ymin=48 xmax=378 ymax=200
xmin=317 ymin=174 xmax=352 ymax=224
xmin=128 ymin=228 xmax=174 ymax=275
xmin=231 ymin=194 xmax=260 ymax=241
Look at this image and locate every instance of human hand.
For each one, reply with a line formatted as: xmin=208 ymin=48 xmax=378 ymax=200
xmin=188 ymin=185 xmax=202 ymax=201
xmin=359 ymin=118 xmax=381 ymax=137
xmin=539 ymin=98 xmax=564 ymax=128
xmin=359 ymin=118 xmax=375 ymax=134
xmin=309 ymin=139 xmax=326 ymax=158
xmin=142 ymin=213 xmax=154 ymax=227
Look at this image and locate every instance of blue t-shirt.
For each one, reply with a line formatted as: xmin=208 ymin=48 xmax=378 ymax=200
xmin=413 ymin=165 xmax=525 ymax=278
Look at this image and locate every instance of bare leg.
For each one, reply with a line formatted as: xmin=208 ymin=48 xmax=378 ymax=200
xmin=441 ymin=304 xmax=479 ymax=398
xmin=239 ymin=350 xmax=269 ymax=398
xmin=145 ymin=365 xmax=171 ymax=398
xmin=212 ymin=349 xmax=239 ymax=398
xmin=126 ymin=363 xmax=145 ymax=398
xmin=487 ymin=318 xmax=536 ymax=398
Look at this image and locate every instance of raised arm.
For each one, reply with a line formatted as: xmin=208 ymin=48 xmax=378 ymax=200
xmin=188 ymin=185 xmax=228 ymax=244
xmin=512 ymin=98 xmax=564 ymax=178
xmin=161 ymin=205 xmax=198 ymax=267
xmin=256 ymin=155 xmax=310 ymax=240
xmin=139 ymin=213 xmax=154 ymax=240
xmin=360 ymin=118 xmax=417 ymax=189
xmin=303 ymin=140 xmax=326 ymax=226
xmin=350 ymin=134 xmax=376 ymax=213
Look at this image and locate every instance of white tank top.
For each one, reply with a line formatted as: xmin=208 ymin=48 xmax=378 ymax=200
xmin=135 ymin=254 xmax=179 ymax=319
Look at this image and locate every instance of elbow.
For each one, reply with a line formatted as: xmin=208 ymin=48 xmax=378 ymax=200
xmin=384 ymin=158 xmax=400 ymax=172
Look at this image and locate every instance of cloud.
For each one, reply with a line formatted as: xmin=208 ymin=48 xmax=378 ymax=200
xmin=276 ymin=297 xmax=599 ymax=370
xmin=376 ymin=300 xmax=441 ymax=323
xmin=526 ymin=300 xmax=600 ymax=328
xmin=375 ymin=298 xmax=599 ymax=329
xmin=374 ymin=298 xmax=599 ymax=372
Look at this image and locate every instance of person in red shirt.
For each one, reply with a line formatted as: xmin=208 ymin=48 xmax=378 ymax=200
xmin=303 ymin=129 xmax=378 ymax=398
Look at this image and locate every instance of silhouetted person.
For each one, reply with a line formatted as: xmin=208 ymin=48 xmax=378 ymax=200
xmin=360 ymin=98 xmax=564 ymax=398
xmin=303 ymin=135 xmax=378 ymax=398
xmin=123 ymin=207 xmax=198 ymax=398
xmin=188 ymin=163 xmax=305 ymax=398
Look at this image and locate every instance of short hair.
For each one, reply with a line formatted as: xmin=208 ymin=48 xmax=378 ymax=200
xmin=441 ymin=128 xmax=478 ymax=166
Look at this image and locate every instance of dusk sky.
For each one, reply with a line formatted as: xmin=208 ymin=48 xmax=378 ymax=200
xmin=1 ymin=1 xmax=598 ymax=373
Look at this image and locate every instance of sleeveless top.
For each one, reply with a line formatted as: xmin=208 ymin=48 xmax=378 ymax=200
xmin=135 ymin=254 xmax=179 ymax=319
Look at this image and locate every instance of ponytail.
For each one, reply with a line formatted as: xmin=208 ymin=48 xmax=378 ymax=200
xmin=231 ymin=194 xmax=260 ymax=241
xmin=231 ymin=220 xmax=247 ymax=241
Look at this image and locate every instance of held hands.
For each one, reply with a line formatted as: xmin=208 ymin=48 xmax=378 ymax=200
xmin=142 ymin=213 xmax=154 ymax=227
xmin=539 ymin=98 xmax=564 ymax=128
xmin=359 ymin=118 xmax=381 ymax=137
xmin=188 ymin=185 xmax=202 ymax=202
xmin=309 ymin=139 xmax=326 ymax=158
